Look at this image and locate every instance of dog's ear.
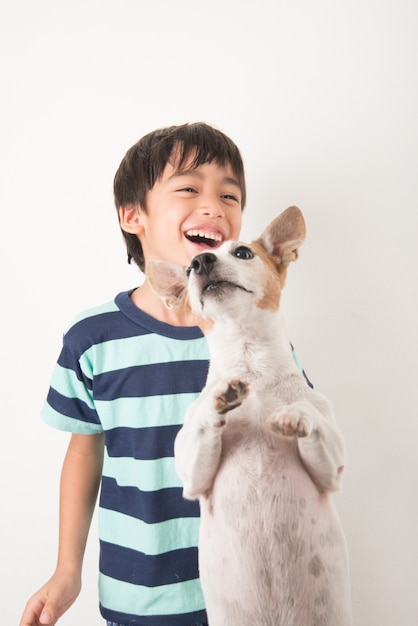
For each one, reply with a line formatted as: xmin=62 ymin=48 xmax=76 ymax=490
xmin=146 ymin=260 xmax=189 ymax=309
xmin=257 ymin=206 xmax=306 ymax=264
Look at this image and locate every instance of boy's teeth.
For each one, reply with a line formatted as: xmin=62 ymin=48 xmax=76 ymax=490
xmin=186 ymin=230 xmax=222 ymax=241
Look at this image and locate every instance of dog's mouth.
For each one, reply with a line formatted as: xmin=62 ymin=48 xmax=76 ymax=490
xmin=202 ymin=280 xmax=253 ymax=294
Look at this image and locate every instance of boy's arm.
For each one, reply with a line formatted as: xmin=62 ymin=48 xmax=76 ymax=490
xmin=20 ymin=432 xmax=104 ymax=626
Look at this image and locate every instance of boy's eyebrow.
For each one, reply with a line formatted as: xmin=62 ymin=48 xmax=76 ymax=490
xmin=169 ymin=168 xmax=241 ymax=190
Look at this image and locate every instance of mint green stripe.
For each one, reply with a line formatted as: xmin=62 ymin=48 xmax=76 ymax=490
xmin=103 ymin=449 xmax=181 ymax=491
xmin=99 ymin=574 xmax=205 ymax=617
xmin=292 ymin=347 xmax=303 ymax=372
xmin=99 ymin=508 xmax=200 ymax=554
xmin=41 ymin=402 xmax=102 ymax=434
xmin=81 ymin=334 xmax=209 ymax=376
xmin=95 ymin=392 xmax=198 ymax=430
xmin=41 ymin=390 xmax=199 ymax=433
xmin=66 ymin=299 xmax=119 ymax=331
xmin=49 ymin=363 xmax=95 ymax=409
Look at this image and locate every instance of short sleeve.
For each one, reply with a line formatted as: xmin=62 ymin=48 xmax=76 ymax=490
xmin=41 ymin=332 xmax=103 ymax=434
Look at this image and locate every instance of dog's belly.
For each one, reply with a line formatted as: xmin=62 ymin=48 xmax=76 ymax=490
xmin=198 ymin=431 xmax=351 ymax=626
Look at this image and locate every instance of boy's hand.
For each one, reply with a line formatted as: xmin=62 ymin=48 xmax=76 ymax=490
xmin=20 ymin=432 xmax=103 ymax=625
xmin=19 ymin=571 xmax=81 ymax=625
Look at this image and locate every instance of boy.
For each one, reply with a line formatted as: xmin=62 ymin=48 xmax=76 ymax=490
xmin=20 ymin=122 xmax=246 ymax=626
xmin=20 ymin=122 xmax=309 ymax=626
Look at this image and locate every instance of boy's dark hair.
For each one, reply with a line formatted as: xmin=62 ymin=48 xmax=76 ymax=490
xmin=113 ymin=122 xmax=246 ymax=271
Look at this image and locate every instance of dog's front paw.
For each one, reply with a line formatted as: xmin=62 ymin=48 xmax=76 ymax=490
xmin=269 ymin=404 xmax=313 ymax=438
xmin=214 ymin=380 xmax=249 ymax=424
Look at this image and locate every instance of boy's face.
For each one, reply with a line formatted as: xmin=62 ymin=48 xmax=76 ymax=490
xmin=130 ymin=154 xmax=243 ymax=269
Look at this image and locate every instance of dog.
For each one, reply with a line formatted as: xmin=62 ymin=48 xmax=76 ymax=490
xmin=148 ymin=206 xmax=351 ymax=626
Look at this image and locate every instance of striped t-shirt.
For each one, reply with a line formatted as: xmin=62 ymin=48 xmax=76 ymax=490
xmin=42 ymin=289 xmax=210 ymax=626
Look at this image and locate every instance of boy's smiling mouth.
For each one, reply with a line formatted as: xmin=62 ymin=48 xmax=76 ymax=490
xmin=184 ymin=228 xmax=224 ymax=248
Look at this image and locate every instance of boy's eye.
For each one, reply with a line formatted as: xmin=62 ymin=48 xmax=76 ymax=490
xmin=221 ymin=193 xmax=239 ymax=202
xmin=180 ymin=187 xmax=197 ymax=193
xmin=233 ymin=246 xmax=254 ymax=260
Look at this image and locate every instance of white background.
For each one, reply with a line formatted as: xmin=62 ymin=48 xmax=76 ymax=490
xmin=2 ymin=1 xmax=417 ymax=624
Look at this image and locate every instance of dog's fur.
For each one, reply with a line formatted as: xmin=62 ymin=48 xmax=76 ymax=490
xmin=148 ymin=206 xmax=351 ymax=626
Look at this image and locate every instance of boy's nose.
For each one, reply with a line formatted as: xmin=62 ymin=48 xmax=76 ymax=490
xmin=198 ymin=195 xmax=225 ymax=217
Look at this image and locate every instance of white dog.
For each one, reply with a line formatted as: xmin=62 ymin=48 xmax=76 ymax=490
xmin=148 ymin=206 xmax=351 ymax=626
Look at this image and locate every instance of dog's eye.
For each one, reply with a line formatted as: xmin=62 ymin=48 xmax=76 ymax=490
xmin=234 ymin=245 xmax=254 ymax=260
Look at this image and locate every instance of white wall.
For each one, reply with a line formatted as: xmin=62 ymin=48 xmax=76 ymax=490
xmin=2 ymin=1 xmax=417 ymax=624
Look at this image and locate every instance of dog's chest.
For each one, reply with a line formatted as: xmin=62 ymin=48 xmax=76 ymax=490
xmin=214 ymin=422 xmax=312 ymax=509
xmin=207 ymin=391 xmax=316 ymax=518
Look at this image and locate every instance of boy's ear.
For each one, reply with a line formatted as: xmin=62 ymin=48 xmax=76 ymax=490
xmin=119 ymin=205 xmax=145 ymax=234
xmin=147 ymin=260 xmax=189 ymax=310
xmin=256 ymin=206 xmax=306 ymax=264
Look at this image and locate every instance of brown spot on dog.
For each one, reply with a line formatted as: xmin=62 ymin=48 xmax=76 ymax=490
xmin=275 ymin=522 xmax=306 ymax=561
xmin=308 ymin=555 xmax=325 ymax=577
xmin=214 ymin=380 xmax=249 ymax=414
xmin=193 ymin=312 xmax=214 ymax=334
xmin=250 ymin=241 xmax=284 ymax=311
xmin=315 ymin=588 xmax=330 ymax=607
xmin=299 ymin=497 xmax=307 ymax=511
xmin=319 ymin=526 xmax=340 ymax=548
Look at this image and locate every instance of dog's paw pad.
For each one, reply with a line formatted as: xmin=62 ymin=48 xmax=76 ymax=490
xmin=215 ymin=380 xmax=249 ymax=416
xmin=269 ymin=405 xmax=312 ymax=438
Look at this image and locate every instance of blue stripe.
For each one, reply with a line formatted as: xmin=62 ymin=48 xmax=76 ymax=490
xmin=46 ymin=387 xmax=100 ymax=425
xmin=106 ymin=425 xmax=180 ymax=460
xmin=115 ymin=290 xmax=205 ymax=341
xmin=57 ymin=343 xmax=93 ymax=386
xmin=93 ymin=360 xmax=209 ymax=400
xmin=100 ymin=541 xmax=199 ymax=587
xmin=61 ymin=310 xmax=149 ymax=363
xmin=100 ymin=477 xmax=200 ymax=523
xmin=302 ymin=368 xmax=314 ymax=388
xmin=102 ymin=607 xmax=207 ymax=626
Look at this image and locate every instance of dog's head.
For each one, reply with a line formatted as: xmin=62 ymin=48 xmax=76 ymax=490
xmin=147 ymin=206 xmax=306 ymax=327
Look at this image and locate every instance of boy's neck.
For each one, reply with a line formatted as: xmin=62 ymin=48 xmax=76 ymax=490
xmin=130 ymin=280 xmax=197 ymax=327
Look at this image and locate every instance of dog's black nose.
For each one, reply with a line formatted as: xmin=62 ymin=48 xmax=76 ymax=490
xmin=189 ymin=252 xmax=217 ymax=277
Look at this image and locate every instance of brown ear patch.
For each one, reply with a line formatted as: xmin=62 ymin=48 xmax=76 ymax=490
xmin=250 ymin=241 xmax=286 ymax=311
